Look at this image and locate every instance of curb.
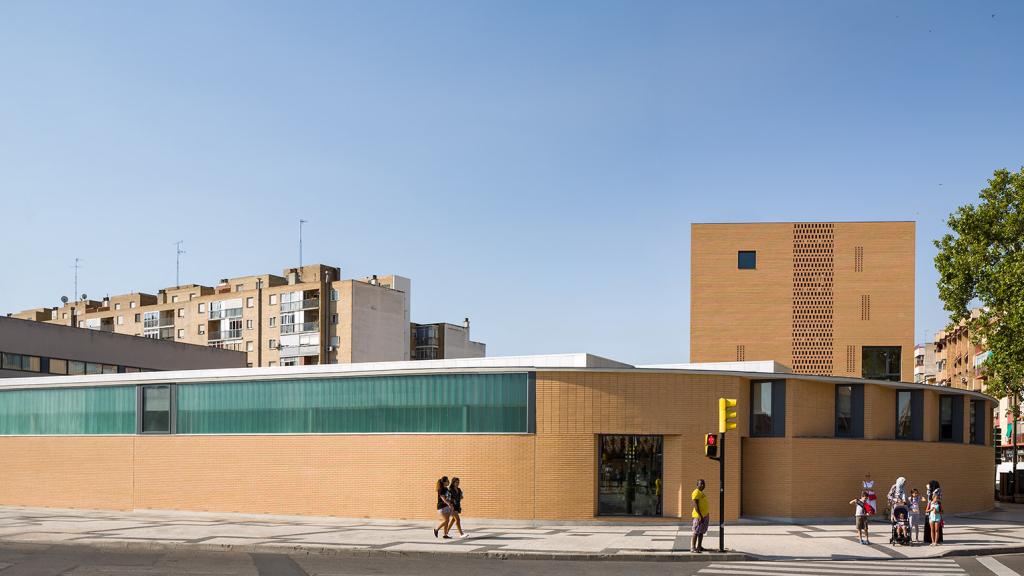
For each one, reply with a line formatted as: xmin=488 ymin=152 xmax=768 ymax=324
xmin=0 ymin=538 xmax=749 ymax=563
xmin=941 ymin=545 xmax=1024 ymax=558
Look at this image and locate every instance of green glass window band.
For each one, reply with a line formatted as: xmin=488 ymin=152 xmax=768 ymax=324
xmin=176 ymin=372 xmax=530 ymax=434
xmin=0 ymin=385 xmax=135 ymax=435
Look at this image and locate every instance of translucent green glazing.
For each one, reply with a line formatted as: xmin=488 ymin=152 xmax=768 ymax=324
xmin=0 ymin=386 xmax=135 ymax=435
xmin=177 ymin=373 xmax=529 ymax=434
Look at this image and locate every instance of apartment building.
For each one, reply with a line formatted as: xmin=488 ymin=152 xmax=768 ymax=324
xmin=410 ymin=319 xmax=486 ymax=360
xmin=691 ymin=221 xmax=915 ymax=381
xmin=914 ymin=343 xmax=936 ymax=384
xmin=10 ymin=264 xmax=420 ymax=368
xmin=933 ymin=308 xmax=987 ymax=392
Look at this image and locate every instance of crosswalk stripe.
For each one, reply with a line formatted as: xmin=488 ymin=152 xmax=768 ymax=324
xmin=697 ymin=560 xmax=965 ymax=576
xmin=978 ymin=557 xmax=1021 ymax=576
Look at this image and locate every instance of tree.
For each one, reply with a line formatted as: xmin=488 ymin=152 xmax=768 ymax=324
xmin=934 ymin=167 xmax=1024 ymax=402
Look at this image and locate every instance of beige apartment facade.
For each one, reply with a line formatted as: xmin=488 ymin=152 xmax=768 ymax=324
xmin=691 ymin=222 xmax=915 ymax=382
xmin=10 ymin=264 xmax=423 ymax=368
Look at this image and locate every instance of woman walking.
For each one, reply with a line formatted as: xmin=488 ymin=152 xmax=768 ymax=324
xmin=449 ymin=477 xmax=465 ymax=537
xmin=434 ymin=476 xmax=454 ymax=539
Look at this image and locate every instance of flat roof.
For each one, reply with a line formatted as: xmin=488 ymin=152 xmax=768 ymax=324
xmin=692 ymin=220 xmax=915 ymax=225
xmin=0 ymin=353 xmax=994 ymax=401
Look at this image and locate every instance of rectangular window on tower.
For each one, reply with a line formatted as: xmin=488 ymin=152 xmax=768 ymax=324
xmin=738 ymin=251 xmax=757 ymax=270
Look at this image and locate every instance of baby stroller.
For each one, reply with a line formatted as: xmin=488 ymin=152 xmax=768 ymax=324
xmin=890 ymin=503 xmax=911 ymax=546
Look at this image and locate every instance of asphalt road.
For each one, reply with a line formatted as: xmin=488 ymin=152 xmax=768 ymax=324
xmin=3 ymin=543 xmax=1024 ymax=576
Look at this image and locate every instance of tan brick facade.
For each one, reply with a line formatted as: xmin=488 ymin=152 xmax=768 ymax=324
xmin=691 ymin=222 xmax=915 ymax=381
xmin=0 ymin=369 xmax=993 ymax=522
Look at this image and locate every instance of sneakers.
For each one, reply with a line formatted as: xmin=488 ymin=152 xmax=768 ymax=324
xmin=433 ymin=528 xmax=439 ymax=538
xmin=443 ymin=534 xmax=453 ymax=539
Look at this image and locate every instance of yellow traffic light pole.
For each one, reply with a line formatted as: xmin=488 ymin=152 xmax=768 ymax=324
xmin=717 ymin=398 xmax=738 ymax=553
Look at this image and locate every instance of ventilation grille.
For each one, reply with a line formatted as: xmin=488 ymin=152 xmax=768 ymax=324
xmin=855 ymin=246 xmax=864 ymax=272
xmin=736 ymin=345 xmax=745 ymax=362
xmin=846 ymin=345 xmax=856 ymax=373
xmin=860 ymin=295 xmax=871 ymax=321
xmin=791 ymin=223 xmax=835 ymax=375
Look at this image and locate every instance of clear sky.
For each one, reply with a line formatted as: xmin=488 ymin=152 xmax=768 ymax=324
xmin=1 ymin=1 xmax=1021 ymax=364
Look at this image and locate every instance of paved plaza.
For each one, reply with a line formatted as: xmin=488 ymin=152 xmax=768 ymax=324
xmin=2 ymin=505 xmax=1024 ymax=561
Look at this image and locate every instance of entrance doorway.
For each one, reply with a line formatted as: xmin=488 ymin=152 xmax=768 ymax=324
xmin=597 ymin=434 xmax=663 ymax=516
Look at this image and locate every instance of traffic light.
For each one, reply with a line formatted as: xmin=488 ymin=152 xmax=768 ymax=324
xmin=719 ymin=398 xmax=738 ymax=433
xmin=704 ymin=433 xmax=718 ymax=458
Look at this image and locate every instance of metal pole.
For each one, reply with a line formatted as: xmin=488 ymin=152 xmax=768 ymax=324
xmin=175 ymin=241 xmax=184 ymax=288
xmin=299 ymin=219 xmax=307 ymax=269
xmin=719 ymin=432 xmax=725 ymax=552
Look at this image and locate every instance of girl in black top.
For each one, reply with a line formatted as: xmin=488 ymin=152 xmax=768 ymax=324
xmin=434 ymin=476 xmax=453 ymax=539
xmin=449 ymin=477 xmax=465 ymax=536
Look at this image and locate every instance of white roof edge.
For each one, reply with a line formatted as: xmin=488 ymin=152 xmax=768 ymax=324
xmin=639 ymin=360 xmax=791 ymax=373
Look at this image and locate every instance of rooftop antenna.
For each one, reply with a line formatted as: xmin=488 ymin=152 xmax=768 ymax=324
xmin=299 ymin=219 xmax=308 ymax=269
xmin=72 ymin=257 xmax=83 ymax=303
xmin=175 ymin=241 xmax=185 ymax=288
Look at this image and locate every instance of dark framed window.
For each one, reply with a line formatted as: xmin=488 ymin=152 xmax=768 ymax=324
xmin=939 ymin=395 xmax=963 ymax=443
xmin=139 ymin=385 xmax=174 ymax=434
xmin=835 ymin=384 xmax=864 ymax=438
xmin=971 ymin=400 xmax=986 ymax=445
xmin=862 ymin=347 xmax=902 ymax=381
xmin=895 ymin=389 xmax=923 ymax=440
xmin=750 ymin=380 xmax=786 ymax=437
xmin=597 ymin=435 xmax=663 ymax=516
xmin=738 ymin=251 xmax=757 ymax=270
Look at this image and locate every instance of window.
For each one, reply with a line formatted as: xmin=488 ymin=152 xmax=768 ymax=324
xmin=123 ymin=367 xmax=141 ymax=373
xmin=939 ymin=395 xmax=963 ymax=443
xmin=330 ymin=289 xmax=339 ymax=302
xmin=177 ymin=329 xmax=184 ymax=339
xmin=235 ymin=284 xmax=244 ymax=292
xmin=269 ymin=294 xmax=278 ymax=305
xmin=189 ymin=292 xmax=196 ymax=300
xmin=117 ymin=316 xmax=124 ymax=325
xmin=738 ymin=251 xmax=756 ymax=269
xmin=269 ymin=339 xmax=277 ymax=349
xmin=198 ymin=303 xmax=206 ymax=313
xmin=78 ymin=321 xmax=84 ymax=327
xmin=171 ymin=295 xmax=179 ymax=303
xmin=750 ymin=380 xmax=785 ymax=437
xmin=268 ymin=361 xmax=277 ymax=367
xmin=598 ymin=435 xmax=663 ymax=516
xmin=862 ymin=347 xmax=901 ymax=382
xmin=140 ymin=385 xmax=172 ymax=434
xmin=62 ymin=313 xmax=67 ymax=319
xmin=331 ymin=313 xmax=338 ymax=325
xmin=177 ymin=308 xmax=184 ymax=318
xmin=971 ymin=400 xmax=986 ymax=445
xmin=114 ymin=303 xmax=122 ymax=310
xmin=246 ymin=319 xmax=253 ymax=330
xmin=102 ymin=364 xmax=117 ymax=374
xmin=85 ymin=362 xmax=101 ymax=375
xmin=68 ymin=361 xmax=86 ymax=375
xmin=247 ymin=362 xmax=253 ymax=368
xmin=130 ymin=301 xmax=137 ymax=309
xmin=269 ymin=317 xmax=276 ymax=327
xmin=895 ymin=390 xmax=923 ymax=440
xmin=835 ymin=384 xmax=864 ymax=438
xmin=246 ymin=297 xmax=254 ymax=308
xmin=198 ymin=324 xmax=205 ymax=335
xmin=134 ymin=313 xmax=141 ymax=322
xmin=246 ymin=341 xmax=254 ymax=352
xmin=49 ymin=358 xmax=68 ymax=375
xmin=1 ymin=353 xmax=40 ymax=372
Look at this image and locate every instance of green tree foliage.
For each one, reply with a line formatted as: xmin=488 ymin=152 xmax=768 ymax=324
xmin=934 ymin=167 xmax=1024 ymax=403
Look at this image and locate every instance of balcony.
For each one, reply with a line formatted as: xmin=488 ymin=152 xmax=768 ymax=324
xmin=208 ymin=329 xmax=243 ymax=342
xmin=280 ymin=297 xmax=319 ymax=313
xmin=281 ymin=321 xmax=319 ymax=334
xmin=143 ymin=316 xmax=175 ymax=329
xmin=208 ymin=307 xmax=243 ymax=321
xmin=144 ymin=327 xmax=175 ymax=340
xmin=279 ymin=344 xmax=320 ymax=358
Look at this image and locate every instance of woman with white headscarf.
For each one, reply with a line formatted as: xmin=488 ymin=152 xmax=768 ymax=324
xmin=887 ymin=476 xmax=908 ymax=509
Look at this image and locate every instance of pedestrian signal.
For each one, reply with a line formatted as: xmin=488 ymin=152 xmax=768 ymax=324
xmin=704 ymin=433 xmax=718 ymax=458
xmin=719 ymin=398 xmax=738 ymax=433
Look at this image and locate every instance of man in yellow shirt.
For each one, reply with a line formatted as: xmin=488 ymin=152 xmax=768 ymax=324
xmin=691 ymin=479 xmax=709 ymax=553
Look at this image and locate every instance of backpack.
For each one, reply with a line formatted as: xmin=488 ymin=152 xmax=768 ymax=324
xmin=863 ymin=500 xmax=875 ymax=515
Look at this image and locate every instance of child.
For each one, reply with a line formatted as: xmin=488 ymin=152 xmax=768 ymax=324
xmin=850 ymin=490 xmax=873 ymax=544
xmin=927 ymin=492 xmax=942 ymax=546
xmin=908 ymin=488 xmax=924 ymax=542
xmin=891 ymin=500 xmax=909 ymax=545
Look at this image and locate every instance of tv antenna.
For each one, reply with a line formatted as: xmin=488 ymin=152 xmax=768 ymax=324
xmin=72 ymin=257 xmax=83 ymax=303
xmin=175 ymin=241 xmax=185 ymax=287
xmin=299 ymin=219 xmax=308 ymax=269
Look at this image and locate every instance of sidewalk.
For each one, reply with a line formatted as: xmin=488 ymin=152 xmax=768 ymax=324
xmin=1 ymin=505 xmax=1024 ymax=561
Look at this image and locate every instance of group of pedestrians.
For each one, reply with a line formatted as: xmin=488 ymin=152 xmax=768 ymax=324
xmin=850 ymin=475 xmax=944 ymax=546
xmin=433 ymin=476 xmax=466 ymax=540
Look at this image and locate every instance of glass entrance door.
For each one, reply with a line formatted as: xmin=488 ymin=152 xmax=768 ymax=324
xmin=598 ymin=435 xmax=663 ymax=516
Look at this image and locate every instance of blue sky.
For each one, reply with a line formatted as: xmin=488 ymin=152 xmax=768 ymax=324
xmin=0 ymin=1 xmax=1021 ymax=364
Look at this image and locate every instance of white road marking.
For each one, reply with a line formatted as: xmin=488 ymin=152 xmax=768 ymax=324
xmin=697 ymin=559 xmax=966 ymax=576
xmin=978 ymin=557 xmax=1022 ymax=576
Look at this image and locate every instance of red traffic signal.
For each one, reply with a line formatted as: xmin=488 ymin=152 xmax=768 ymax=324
xmin=704 ymin=433 xmax=719 ymax=458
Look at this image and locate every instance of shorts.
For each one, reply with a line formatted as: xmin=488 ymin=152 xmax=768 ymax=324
xmin=438 ymin=507 xmax=452 ymax=515
xmin=692 ymin=516 xmax=709 ymax=535
xmin=855 ymin=516 xmax=868 ymax=530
